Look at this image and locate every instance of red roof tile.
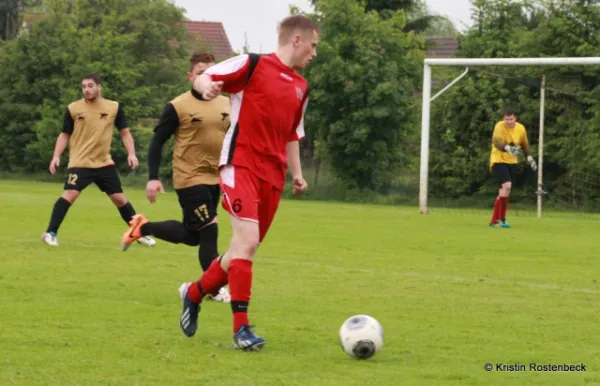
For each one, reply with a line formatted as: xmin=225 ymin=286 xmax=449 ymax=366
xmin=185 ymin=21 xmax=234 ymax=60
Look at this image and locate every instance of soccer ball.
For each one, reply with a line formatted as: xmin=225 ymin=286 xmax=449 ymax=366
xmin=339 ymin=315 xmax=384 ymax=360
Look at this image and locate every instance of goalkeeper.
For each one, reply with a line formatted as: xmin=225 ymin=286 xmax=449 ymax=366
xmin=488 ymin=108 xmax=537 ymax=228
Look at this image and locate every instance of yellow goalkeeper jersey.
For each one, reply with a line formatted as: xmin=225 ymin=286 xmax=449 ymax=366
xmin=490 ymin=121 xmax=530 ymax=167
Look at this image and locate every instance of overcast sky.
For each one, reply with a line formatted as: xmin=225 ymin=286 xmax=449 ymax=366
xmin=172 ymin=0 xmax=472 ymax=54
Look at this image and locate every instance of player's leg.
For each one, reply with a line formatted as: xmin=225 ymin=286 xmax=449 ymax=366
xmin=122 ymin=217 xmax=199 ymax=250
xmin=256 ymin=181 xmax=282 ymax=245
xmin=226 ymin=181 xmax=281 ymax=350
xmin=199 ymin=185 xmax=231 ymax=303
xmin=42 ymin=168 xmax=90 ymax=245
xmin=490 ymin=163 xmax=511 ymax=227
xmin=97 ymin=166 xmax=156 ymax=246
xmin=179 ymin=166 xmax=259 ymax=341
xmin=499 ymin=165 xmax=516 ymax=227
xmin=179 ymin=218 xmax=248 ymax=338
xmin=176 ymin=185 xmax=220 ymax=270
xmin=223 ymin=178 xmax=281 ymax=350
xmin=223 ymin=216 xmax=263 ymax=350
xmin=121 ymin=186 xmax=207 ymax=250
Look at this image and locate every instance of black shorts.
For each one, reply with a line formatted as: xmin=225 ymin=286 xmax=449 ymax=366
xmin=64 ymin=165 xmax=123 ymax=194
xmin=176 ymin=184 xmax=220 ymax=231
xmin=492 ymin=163 xmax=517 ymax=185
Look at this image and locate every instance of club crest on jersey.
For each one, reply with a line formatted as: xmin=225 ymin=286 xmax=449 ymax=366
xmin=295 ymin=86 xmax=304 ymax=100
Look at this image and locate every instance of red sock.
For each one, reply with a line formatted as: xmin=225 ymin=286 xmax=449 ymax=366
xmin=490 ymin=197 xmax=501 ymax=224
xmin=187 ymin=259 xmax=228 ymax=303
xmin=228 ymin=259 xmax=253 ymax=333
xmin=500 ymin=197 xmax=509 ymax=220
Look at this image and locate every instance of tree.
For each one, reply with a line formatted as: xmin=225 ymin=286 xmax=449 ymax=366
xmin=304 ymin=0 xmax=423 ymax=192
xmin=0 ymin=0 xmax=42 ymax=41
xmin=0 ymin=0 xmax=190 ymax=174
xmin=410 ymin=1 xmax=458 ymax=36
xmin=427 ymin=0 xmax=600 ymax=208
xmin=310 ymin=0 xmax=453 ymax=34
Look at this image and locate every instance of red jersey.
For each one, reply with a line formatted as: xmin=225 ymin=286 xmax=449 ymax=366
xmin=205 ymin=53 xmax=308 ymax=188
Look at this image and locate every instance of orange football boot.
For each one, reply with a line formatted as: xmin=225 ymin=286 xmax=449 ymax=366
xmin=121 ymin=214 xmax=149 ymax=251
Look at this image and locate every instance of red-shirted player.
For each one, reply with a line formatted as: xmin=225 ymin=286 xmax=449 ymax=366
xmin=178 ymin=15 xmax=319 ymax=351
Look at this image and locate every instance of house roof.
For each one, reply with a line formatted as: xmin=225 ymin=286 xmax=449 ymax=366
xmin=425 ymin=36 xmax=459 ymax=58
xmin=184 ymin=21 xmax=234 ymax=59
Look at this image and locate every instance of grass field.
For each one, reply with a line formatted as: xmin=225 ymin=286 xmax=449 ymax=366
xmin=1 ymin=179 xmax=599 ymax=386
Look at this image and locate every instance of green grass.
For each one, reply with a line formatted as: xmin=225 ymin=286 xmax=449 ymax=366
xmin=1 ymin=179 xmax=599 ymax=386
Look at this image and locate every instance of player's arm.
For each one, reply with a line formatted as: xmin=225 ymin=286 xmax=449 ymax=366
xmin=520 ymin=127 xmax=537 ymax=171
xmin=287 ymin=141 xmax=302 ymax=178
xmin=146 ymin=103 xmax=178 ymax=203
xmin=148 ymin=103 xmax=178 ymax=182
xmin=49 ymin=108 xmax=73 ymax=174
xmin=193 ymin=54 xmax=252 ymax=99
xmin=287 ymin=96 xmax=309 ymax=195
xmin=520 ymin=127 xmax=531 ymax=157
xmin=115 ymin=104 xmax=138 ymax=170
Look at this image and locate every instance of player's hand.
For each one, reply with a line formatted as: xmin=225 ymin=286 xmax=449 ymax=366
xmin=193 ymin=74 xmax=223 ymax=100
xmin=504 ymin=145 xmax=523 ymax=156
xmin=146 ymin=180 xmax=165 ymax=204
xmin=203 ymin=81 xmax=223 ymax=100
xmin=527 ymin=155 xmax=537 ymax=171
xmin=128 ymin=154 xmax=139 ymax=170
xmin=292 ymin=176 xmax=308 ymax=195
xmin=49 ymin=156 xmax=60 ymax=175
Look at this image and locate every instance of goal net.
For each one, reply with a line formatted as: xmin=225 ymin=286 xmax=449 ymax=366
xmin=419 ymin=57 xmax=600 ymax=218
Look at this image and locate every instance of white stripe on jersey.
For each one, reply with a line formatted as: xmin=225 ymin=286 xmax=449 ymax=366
xmin=205 ymin=54 xmax=249 ymax=76
xmin=219 ymin=91 xmax=244 ymax=166
xmin=296 ymin=97 xmax=309 ymax=140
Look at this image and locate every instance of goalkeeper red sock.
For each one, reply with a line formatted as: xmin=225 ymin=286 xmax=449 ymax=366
xmin=490 ymin=197 xmax=501 ymax=224
xmin=500 ymin=197 xmax=509 ymax=220
xmin=187 ymin=258 xmax=228 ymax=303
xmin=228 ymin=259 xmax=253 ymax=333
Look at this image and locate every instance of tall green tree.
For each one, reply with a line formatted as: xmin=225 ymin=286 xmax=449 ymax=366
xmin=304 ymin=0 xmax=423 ymax=191
xmin=0 ymin=0 xmax=190 ymax=174
xmin=311 ymin=0 xmax=453 ymax=34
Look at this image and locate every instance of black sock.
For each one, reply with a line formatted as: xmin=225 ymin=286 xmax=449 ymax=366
xmin=198 ymin=223 xmax=219 ymax=271
xmin=141 ymin=221 xmax=200 ymax=246
xmin=118 ymin=202 xmax=136 ymax=224
xmin=46 ymin=197 xmax=72 ymax=234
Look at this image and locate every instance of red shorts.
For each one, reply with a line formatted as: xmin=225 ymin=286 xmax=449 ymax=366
xmin=220 ymin=165 xmax=282 ymax=242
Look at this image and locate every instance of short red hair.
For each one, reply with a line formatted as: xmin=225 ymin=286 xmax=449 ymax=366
xmin=278 ymin=15 xmax=319 ymax=45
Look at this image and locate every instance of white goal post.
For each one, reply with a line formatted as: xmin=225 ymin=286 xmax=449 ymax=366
xmin=419 ymin=57 xmax=600 ymax=216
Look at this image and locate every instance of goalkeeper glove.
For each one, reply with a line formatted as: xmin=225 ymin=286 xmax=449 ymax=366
xmin=504 ymin=145 xmax=523 ymax=156
xmin=527 ymin=155 xmax=537 ymax=171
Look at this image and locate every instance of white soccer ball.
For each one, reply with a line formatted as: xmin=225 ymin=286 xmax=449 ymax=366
xmin=339 ymin=314 xmax=384 ymax=359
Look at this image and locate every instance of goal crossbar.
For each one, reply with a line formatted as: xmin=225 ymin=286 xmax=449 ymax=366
xmin=419 ymin=57 xmax=600 ymax=214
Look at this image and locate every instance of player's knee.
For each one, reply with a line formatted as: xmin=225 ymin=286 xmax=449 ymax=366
xmin=182 ymin=229 xmax=201 ymax=246
xmin=199 ymin=222 xmax=218 ymax=243
xmin=229 ymin=218 xmax=260 ymax=258
xmin=238 ymin=234 xmax=260 ymax=257
xmin=228 ymin=234 xmax=259 ymax=258
xmin=109 ymin=193 xmax=128 ymax=206
xmin=502 ymin=182 xmax=512 ymax=191
xmin=242 ymin=243 xmax=259 ymax=257
xmin=62 ymin=190 xmax=80 ymax=204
